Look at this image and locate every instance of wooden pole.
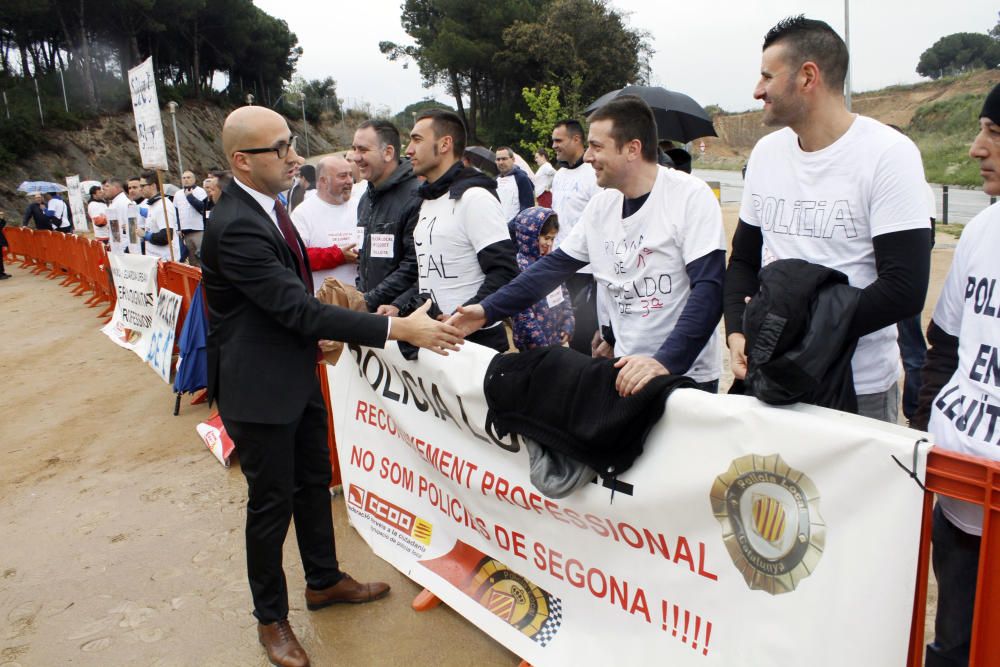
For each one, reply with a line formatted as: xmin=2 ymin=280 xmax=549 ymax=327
xmin=156 ymin=170 xmax=176 ymax=262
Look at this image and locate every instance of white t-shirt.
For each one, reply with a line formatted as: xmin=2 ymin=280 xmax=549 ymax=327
xmin=291 ymin=193 xmax=362 ymax=293
xmin=106 ymin=193 xmax=134 ymax=254
xmin=143 ymin=196 xmax=181 ymax=260
xmin=46 ymin=197 xmax=70 ymax=229
xmin=89 ymin=200 xmax=109 ymax=239
xmin=173 ymin=186 xmax=208 ymax=232
xmin=560 ymin=166 xmax=725 ymax=382
xmin=533 ymin=161 xmax=556 ymax=198
xmin=413 ymin=187 xmax=510 ymax=316
xmin=551 ymin=162 xmax=601 ymax=245
xmin=928 ymin=202 xmax=1000 ymax=535
xmin=496 ymin=172 xmax=524 ymax=222
xmin=739 ymin=115 xmax=931 ymax=394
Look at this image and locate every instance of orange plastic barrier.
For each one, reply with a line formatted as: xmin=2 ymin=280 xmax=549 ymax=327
xmin=908 ymin=447 xmax=1000 ymax=666
xmin=316 ymin=364 xmax=343 ymax=489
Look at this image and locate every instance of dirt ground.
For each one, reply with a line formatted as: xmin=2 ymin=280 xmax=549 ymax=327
xmin=0 ymin=203 xmax=952 ymax=665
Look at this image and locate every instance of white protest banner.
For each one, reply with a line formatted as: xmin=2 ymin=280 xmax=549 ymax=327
xmin=101 ymin=253 xmax=159 ymax=359
xmin=65 ymin=175 xmax=88 ymax=232
xmin=144 ymin=288 xmax=182 ymax=383
xmin=328 ymin=343 xmax=930 ymax=667
xmin=127 ymin=57 xmax=168 ymax=171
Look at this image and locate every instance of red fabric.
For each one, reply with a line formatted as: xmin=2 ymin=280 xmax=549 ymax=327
xmin=273 ymin=200 xmax=314 ymax=294
xmin=537 ymin=191 xmax=552 ymax=208
xmin=305 ymin=245 xmax=345 ymax=270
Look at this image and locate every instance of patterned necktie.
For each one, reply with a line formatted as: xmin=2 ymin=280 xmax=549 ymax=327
xmin=274 ymin=199 xmax=314 ymax=294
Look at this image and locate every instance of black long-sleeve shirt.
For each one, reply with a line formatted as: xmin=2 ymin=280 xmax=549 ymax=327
xmin=723 ymin=220 xmax=931 ymax=341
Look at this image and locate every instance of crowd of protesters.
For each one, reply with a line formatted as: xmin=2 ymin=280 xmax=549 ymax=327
xmin=4 ymin=14 xmax=997 ymax=667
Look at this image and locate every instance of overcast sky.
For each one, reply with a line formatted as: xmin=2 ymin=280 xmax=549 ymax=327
xmin=253 ymin=0 xmax=997 ymax=115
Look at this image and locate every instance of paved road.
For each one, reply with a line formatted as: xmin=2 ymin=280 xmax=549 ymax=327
xmin=694 ymin=168 xmax=995 ymax=224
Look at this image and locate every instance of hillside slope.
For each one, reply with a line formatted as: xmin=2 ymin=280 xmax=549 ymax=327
xmin=699 ymin=69 xmax=1000 ymax=181
xmin=0 ymin=102 xmax=353 ymax=220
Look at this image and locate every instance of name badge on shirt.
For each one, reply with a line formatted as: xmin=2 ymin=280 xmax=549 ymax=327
xmin=328 ymin=230 xmax=355 ymax=247
xmin=546 ymin=288 xmax=565 ymax=308
xmin=370 ymin=233 xmax=394 ymax=258
xmin=355 ymin=227 xmax=366 ymax=249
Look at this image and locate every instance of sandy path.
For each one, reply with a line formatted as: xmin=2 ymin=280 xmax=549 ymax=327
xmin=0 ymin=261 xmax=516 ymax=665
xmin=0 ymin=206 xmax=954 ymax=664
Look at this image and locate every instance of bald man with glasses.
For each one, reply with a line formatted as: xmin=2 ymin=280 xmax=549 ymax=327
xmin=200 ymin=106 xmax=464 ymax=667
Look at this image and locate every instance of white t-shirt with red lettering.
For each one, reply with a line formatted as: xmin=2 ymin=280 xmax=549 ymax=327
xmin=559 ymin=166 xmax=725 ymax=382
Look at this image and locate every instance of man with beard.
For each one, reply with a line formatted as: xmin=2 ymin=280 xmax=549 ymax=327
xmin=350 ymin=120 xmax=421 ymax=315
xmin=200 ymin=106 xmax=464 ymax=667
xmin=405 ymin=109 xmax=517 ymax=352
xmin=291 ymin=155 xmax=360 ymax=292
xmin=724 ymin=15 xmax=931 ymax=422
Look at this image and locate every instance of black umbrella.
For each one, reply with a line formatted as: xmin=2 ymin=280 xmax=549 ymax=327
xmin=464 ymin=146 xmax=498 ymax=176
xmin=584 ymin=86 xmax=717 ymax=144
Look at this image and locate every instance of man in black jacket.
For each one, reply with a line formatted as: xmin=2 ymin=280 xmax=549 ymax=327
xmin=201 ymin=105 xmax=464 ymax=667
xmin=22 ymin=194 xmax=49 ymax=230
xmin=351 ymin=120 xmax=421 ymax=315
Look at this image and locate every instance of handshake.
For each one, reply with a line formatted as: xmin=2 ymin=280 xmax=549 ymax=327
xmin=382 ymin=303 xmax=488 ymax=357
xmin=315 ymin=279 xmax=489 ymax=358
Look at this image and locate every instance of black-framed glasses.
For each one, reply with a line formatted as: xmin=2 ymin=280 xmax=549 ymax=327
xmin=235 ymin=135 xmax=298 ymax=159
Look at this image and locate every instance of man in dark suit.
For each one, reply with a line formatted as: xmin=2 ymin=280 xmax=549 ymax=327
xmin=201 ymin=106 xmax=464 ymax=667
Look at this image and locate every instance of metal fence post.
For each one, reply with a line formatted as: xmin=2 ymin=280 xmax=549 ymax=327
xmin=942 ymin=185 xmax=949 ymax=225
xmin=2 ymin=90 xmax=9 ymax=120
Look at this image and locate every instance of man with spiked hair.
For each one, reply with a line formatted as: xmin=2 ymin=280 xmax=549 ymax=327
xmin=724 ymin=15 xmax=932 ymax=422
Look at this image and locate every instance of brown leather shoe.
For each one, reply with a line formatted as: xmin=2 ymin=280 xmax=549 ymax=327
xmin=305 ymin=573 xmax=390 ymax=610
xmin=257 ymin=619 xmax=310 ymax=667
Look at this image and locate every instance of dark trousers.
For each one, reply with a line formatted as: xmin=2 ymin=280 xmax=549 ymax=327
xmin=898 ymin=314 xmax=927 ymax=421
xmin=222 ymin=381 xmax=343 ymax=624
xmin=566 ymin=273 xmax=598 ymax=355
xmin=926 ymin=504 xmax=980 ymax=667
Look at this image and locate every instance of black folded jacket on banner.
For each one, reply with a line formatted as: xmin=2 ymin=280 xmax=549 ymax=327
xmin=483 ymin=346 xmax=696 ymax=485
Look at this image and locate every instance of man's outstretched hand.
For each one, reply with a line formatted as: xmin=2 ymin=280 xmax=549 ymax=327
xmin=613 ymin=355 xmax=669 ymax=397
xmin=389 ymin=300 xmax=465 ymax=355
xmin=445 ymin=304 xmax=488 ymax=337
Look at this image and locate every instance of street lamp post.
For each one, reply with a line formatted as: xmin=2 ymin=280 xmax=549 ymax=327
xmin=844 ymin=0 xmax=852 ymax=111
xmin=300 ymin=93 xmax=310 ymax=158
xmin=166 ymin=101 xmax=183 ymax=176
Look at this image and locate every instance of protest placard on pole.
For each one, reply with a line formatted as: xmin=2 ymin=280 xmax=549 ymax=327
xmin=65 ymin=175 xmax=88 ymax=233
xmin=106 ymin=207 xmax=125 ymax=255
xmin=144 ymin=288 xmax=182 ymax=383
xmin=126 ymin=204 xmax=142 ymax=255
xmin=101 ymin=253 xmax=159 ymax=360
xmin=127 ymin=57 xmax=169 ymax=172
xmin=127 ymin=58 xmax=176 ymax=260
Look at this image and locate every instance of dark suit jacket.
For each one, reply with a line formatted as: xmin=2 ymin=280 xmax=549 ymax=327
xmin=201 ymin=180 xmax=389 ymax=424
